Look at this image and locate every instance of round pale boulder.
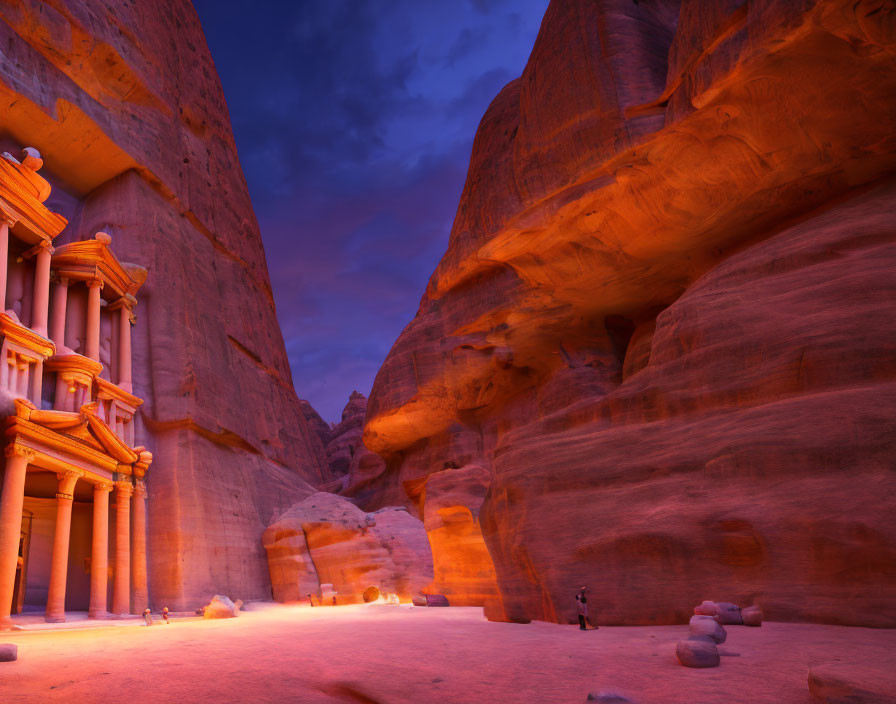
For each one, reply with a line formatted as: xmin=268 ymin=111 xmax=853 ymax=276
xmin=694 ymin=600 xmax=720 ymax=616
xmin=742 ymin=605 xmax=763 ymax=627
xmin=689 ymin=615 xmax=727 ymax=644
xmin=202 ymin=595 xmax=240 ymax=619
xmin=0 ymin=644 xmax=18 ymax=662
xmin=676 ymin=639 xmax=720 ymax=668
xmin=714 ymin=602 xmax=743 ymax=625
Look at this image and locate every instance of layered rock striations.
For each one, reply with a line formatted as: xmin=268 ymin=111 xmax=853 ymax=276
xmin=363 ymin=0 xmax=896 ymax=625
xmin=0 ymin=1 xmax=333 ymax=609
xmin=263 ymin=492 xmax=433 ymax=604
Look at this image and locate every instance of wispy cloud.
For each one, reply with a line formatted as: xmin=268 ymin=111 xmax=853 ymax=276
xmin=194 ymin=0 xmax=548 ymax=421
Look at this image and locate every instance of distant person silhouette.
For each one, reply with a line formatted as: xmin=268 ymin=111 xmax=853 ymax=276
xmin=576 ymin=587 xmax=597 ymax=630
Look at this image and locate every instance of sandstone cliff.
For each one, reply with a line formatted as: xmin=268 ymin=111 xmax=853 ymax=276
xmin=0 ymin=1 xmax=332 ymax=610
xmin=263 ymin=492 xmax=433 ymax=604
xmin=363 ymin=0 xmax=896 ymax=626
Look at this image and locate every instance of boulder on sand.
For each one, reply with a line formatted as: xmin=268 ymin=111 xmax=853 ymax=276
xmin=0 ymin=644 xmax=17 ymax=662
xmin=587 ymin=690 xmax=636 ymax=702
xmin=202 ymin=595 xmax=241 ymax=619
xmin=425 ymin=594 xmax=450 ymax=607
xmin=714 ymin=602 xmax=743 ymax=625
xmin=676 ymin=639 xmax=720 ymax=668
xmin=694 ymin=600 xmax=720 ymax=616
xmin=809 ymin=662 xmax=896 ymax=703
xmin=689 ymin=615 xmax=727 ymax=644
xmin=742 ymin=605 xmax=763 ymax=627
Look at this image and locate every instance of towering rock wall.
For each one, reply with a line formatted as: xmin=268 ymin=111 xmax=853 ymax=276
xmin=364 ymin=0 xmax=896 ymax=626
xmin=0 ymin=1 xmax=331 ymax=609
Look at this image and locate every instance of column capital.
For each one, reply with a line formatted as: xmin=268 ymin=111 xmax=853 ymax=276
xmin=51 ymin=272 xmax=70 ymax=286
xmin=5 ymin=444 xmax=35 ymax=462
xmin=86 ymin=278 xmax=104 ymax=290
xmin=134 ymin=481 xmax=148 ymax=499
xmin=0 ymin=213 xmax=16 ymax=228
xmin=56 ymin=469 xmax=82 ymax=498
xmin=114 ymin=481 xmax=134 ymax=500
xmin=36 ymin=239 xmax=55 ymax=254
xmin=93 ymin=481 xmax=114 ymax=493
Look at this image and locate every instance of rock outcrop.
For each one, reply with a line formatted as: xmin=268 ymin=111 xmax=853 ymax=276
xmin=0 ymin=1 xmax=333 ymax=610
xmin=362 ymin=0 xmax=896 ymax=626
xmin=326 ymin=391 xmax=370 ymax=483
xmin=808 ymin=662 xmax=896 ymax=704
xmin=262 ymin=492 xmax=433 ymax=604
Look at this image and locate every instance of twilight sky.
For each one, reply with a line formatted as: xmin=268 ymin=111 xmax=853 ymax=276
xmin=193 ymin=0 xmax=548 ymax=422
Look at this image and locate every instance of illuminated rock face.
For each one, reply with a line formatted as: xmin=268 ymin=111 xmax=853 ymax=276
xmin=364 ymin=0 xmax=896 ymax=625
xmin=0 ymin=2 xmax=331 ymax=610
xmin=262 ymin=492 xmax=433 ymax=604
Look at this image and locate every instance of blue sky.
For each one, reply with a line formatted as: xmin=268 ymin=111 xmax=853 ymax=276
xmin=193 ymin=0 xmax=549 ymax=421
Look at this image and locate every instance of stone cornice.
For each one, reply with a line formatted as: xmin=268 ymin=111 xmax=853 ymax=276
xmin=0 ymin=313 xmax=56 ymax=359
xmin=5 ymin=443 xmax=35 ymax=462
xmin=95 ymin=376 xmax=143 ymax=409
xmin=52 ymin=233 xmax=146 ymax=300
xmin=0 ymin=157 xmax=67 ymax=243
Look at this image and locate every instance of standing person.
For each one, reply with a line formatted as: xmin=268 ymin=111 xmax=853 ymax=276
xmin=162 ymin=607 xmax=170 ymax=624
xmin=576 ymin=587 xmax=597 ymax=630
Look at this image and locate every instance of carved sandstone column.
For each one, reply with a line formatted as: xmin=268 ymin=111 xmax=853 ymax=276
xmin=112 ymin=481 xmax=133 ymax=616
xmin=31 ymin=241 xmax=53 ymax=338
xmin=0 ymin=219 xmax=10 ymax=314
xmin=117 ymin=297 xmax=135 ymax=393
xmin=45 ymin=470 xmax=81 ymax=622
xmin=49 ymin=276 xmax=69 ymax=350
xmin=88 ymin=482 xmax=113 ymax=618
xmin=85 ymin=279 xmax=103 ymax=362
xmin=0 ymin=446 xmax=33 ymax=625
xmin=131 ymin=481 xmax=148 ymax=611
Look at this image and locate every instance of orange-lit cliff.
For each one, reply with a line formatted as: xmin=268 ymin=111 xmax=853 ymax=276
xmin=362 ymin=0 xmax=896 ymax=626
xmin=0 ymin=1 xmax=332 ymax=609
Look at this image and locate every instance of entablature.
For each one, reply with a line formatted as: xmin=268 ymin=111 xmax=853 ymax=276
xmin=5 ymin=398 xmax=151 ymax=479
xmin=52 ymin=233 xmax=146 ymax=300
xmin=0 ymin=150 xmax=67 ymax=244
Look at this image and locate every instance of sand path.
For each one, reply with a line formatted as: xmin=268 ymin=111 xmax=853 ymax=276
xmin=1 ymin=604 xmax=893 ymax=703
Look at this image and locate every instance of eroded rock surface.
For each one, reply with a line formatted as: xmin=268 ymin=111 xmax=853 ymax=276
xmin=0 ymin=1 xmax=333 ymax=610
xmin=362 ymin=0 xmax=896 ymax=625
xmin=262 ymin=492 xmax=433 ymax=604
xmin=808 ymin=662 xmax=896 ymax=704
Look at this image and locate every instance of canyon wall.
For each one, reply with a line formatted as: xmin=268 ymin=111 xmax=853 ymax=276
xmin=0 ymin=1 xmax=331 ymax=609
xmin=363 ymin=0 xmax=896 ymax=626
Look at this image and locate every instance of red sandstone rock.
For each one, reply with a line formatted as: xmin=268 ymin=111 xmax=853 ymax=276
xmin=0 ymin=643 xmax=16 ymax=661
xmin=742 ymin=605 xmax=763 ymax=627
xmin=676 ymin=639 xmax=720 ymax=669
xmin=298 ymin=399 xmax=332 ymax=454
xmin=422 ymin=463 xmax=500 ymax=606
xmin=694 ymin=601 xmax=720 ymax=617
xmin=326 ymin=391 xmax=368 ymax=482
xmin=714 ymin=603 xmax=743 ymax=626
xmin=689 ymin=615 xmax=727 ymax=644
xmin=202 ymin=595 xmax=240 ymax=620
xmin=808 ymin=662 xmax=896 ymax=704
xmin=263 ymin=492 xmax=433 ymax=604
xmin=362 ymin=0 xmax=896 ymax=626
xmin=0 ymin=1 xmax=333 ymax=611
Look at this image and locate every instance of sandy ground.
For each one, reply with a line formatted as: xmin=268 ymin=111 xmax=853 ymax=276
xmin=1 ymin=604 xmax=893 ymax=703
